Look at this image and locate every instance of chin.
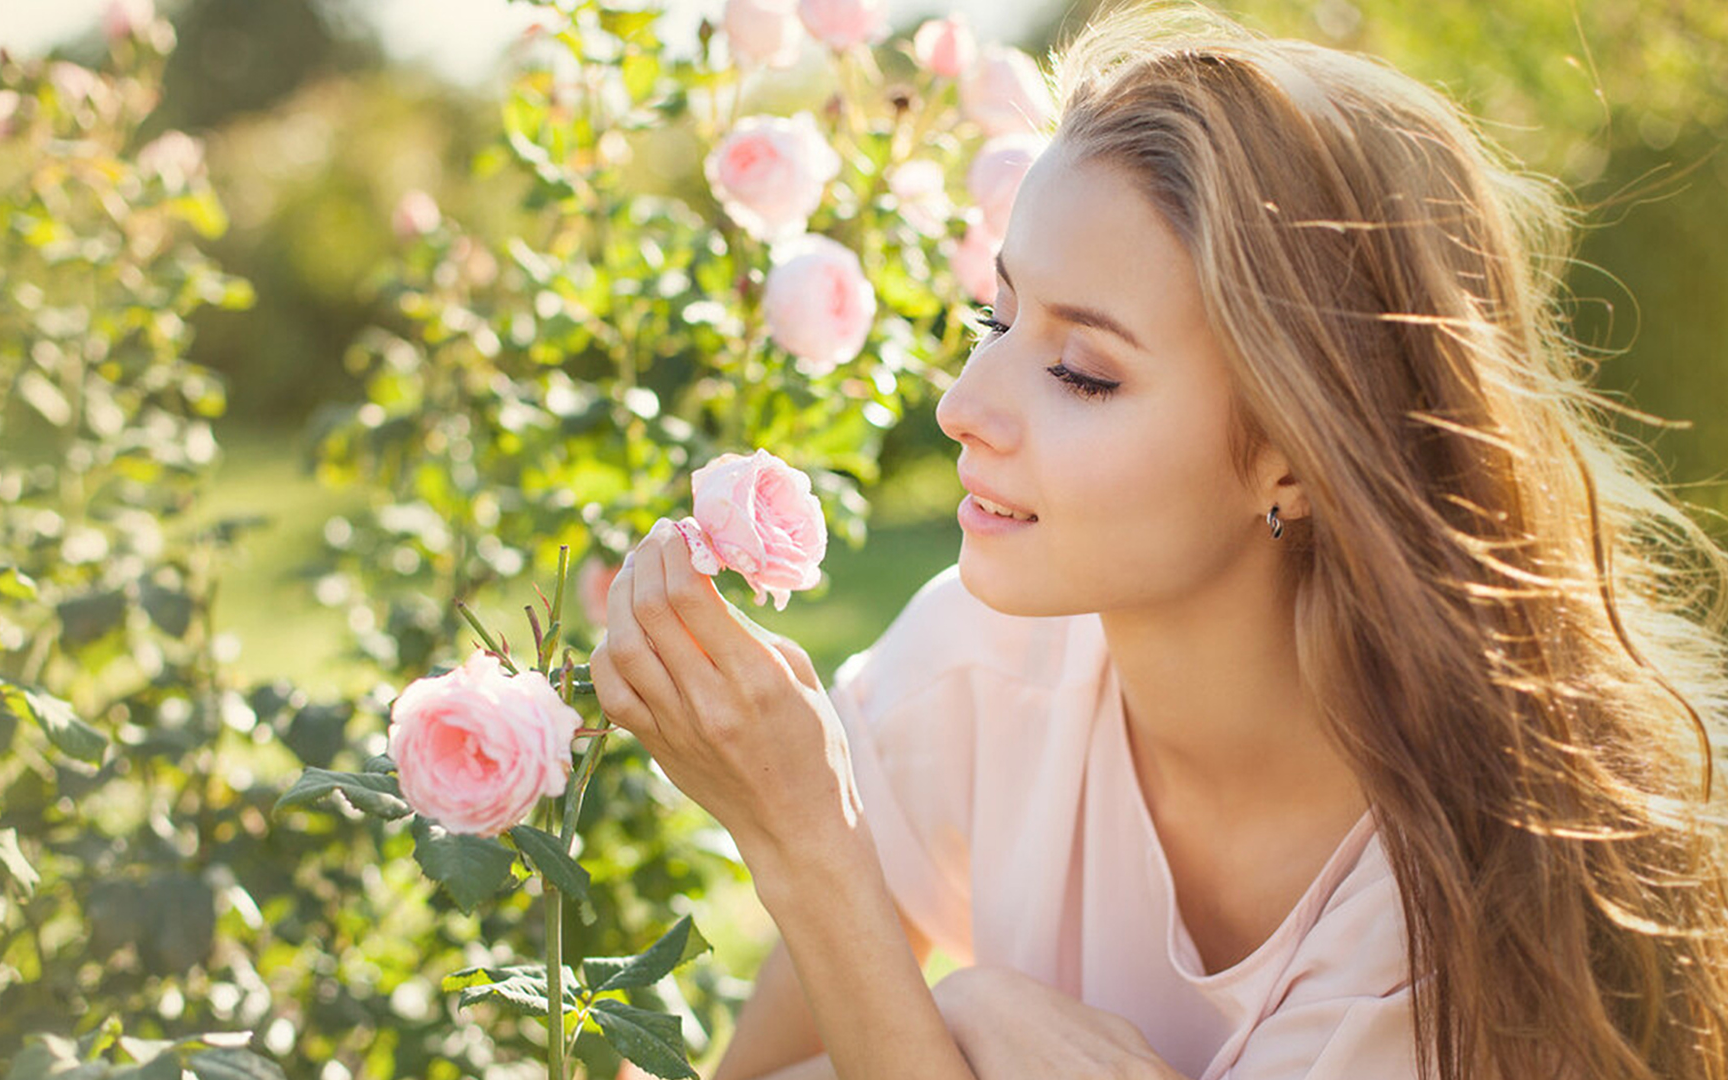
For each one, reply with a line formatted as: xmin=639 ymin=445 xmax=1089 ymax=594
xmin=957 ymin=553 xmax=1076 ymax=619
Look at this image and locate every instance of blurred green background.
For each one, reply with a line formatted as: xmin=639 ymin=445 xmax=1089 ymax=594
xmin=8 ymin=0 xmax=1726 ymax=687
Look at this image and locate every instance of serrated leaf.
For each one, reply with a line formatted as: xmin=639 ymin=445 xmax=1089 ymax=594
xmin=410 ymin=816 xmax=516 ymax=913
xmin=591 ymin=1000 xmax=696 ymax=1080
xmin=186 ymin=1048 xmax=285 ymax=1080
xmin=0 ymin=828 xmax=39 ymax=896
xmin=584 ymin=915 xmax=710 ymax=994
xmin=273 ymin=767 xmax=410 ymax=819
xmin=508 ymin=824 xmax=589 ymax=901
xmin=442 ymin=963 xmax=579 ymax=1016
xmin=0 ymin=679 xmax=107 ymax=763
xmin=361 ymin=754 xmax=397 ymax=774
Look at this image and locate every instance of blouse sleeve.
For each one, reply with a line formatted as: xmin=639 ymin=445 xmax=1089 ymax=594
xmin=1218 ymin=836 xmax=1420 ymax=1080
xmin=826 ymin=566 xmax=986 ymax=960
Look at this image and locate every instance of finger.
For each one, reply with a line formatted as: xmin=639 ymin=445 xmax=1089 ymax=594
xmin=587 ymin=633 xmax=656 ymax=743
xmin=601 ymin=555 xmax=682 ymax=742
xmin=658 ymin=519 xmax=780 ymax=681
xmin=633 ymin=521 xmax=724 ymax=685
xmin=771 ymin=637 xmax=821 ymax=693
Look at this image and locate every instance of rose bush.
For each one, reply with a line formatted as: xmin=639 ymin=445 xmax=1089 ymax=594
xmin=389 ymin=652 xmax=582 ymax=837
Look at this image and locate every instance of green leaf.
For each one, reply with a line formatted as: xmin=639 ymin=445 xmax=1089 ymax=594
xmin=507 ymin=824 xmax=590 ymax=901
xmin=0 ymin=566 xmax=37 ymax=601
xmin=0 ymin=828 xmax=40 ymax=896
xmin=56 ymin=589 xmax=127 ymax=650
xmin=0 ymin=679 xmax=107 ymax=763
xmin=361 ymin=754 xmax=397 ymax=774
xmin=112 ymin=1053 xmax=183 ymax=1080
xmin=591 ymin=999 xmax=696 ymax=1080
xmin=410 ymin=816 xmax=516 ymax=913
xmin=273 ymin=767 xmax=411 ymax=820
xmin=4 ymin=1035 xmax=95 ymax=1080
xmin=139 ymin=579 xmax=194 ymax=638
xmin=186 ymin=1049 xmax=286 ymax=1080
xmin=442 ymin=963 xmax=580 ymax=1016
xmin=583 ymin=915 xmax=710 ymax=994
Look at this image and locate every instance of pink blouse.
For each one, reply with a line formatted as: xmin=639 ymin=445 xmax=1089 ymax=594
xmin=828 ymin=565 xmax=1419 ymax=1079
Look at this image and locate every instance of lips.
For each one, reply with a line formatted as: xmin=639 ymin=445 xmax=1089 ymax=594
xmin=957 ymin=469 xmax=1038 ymax=521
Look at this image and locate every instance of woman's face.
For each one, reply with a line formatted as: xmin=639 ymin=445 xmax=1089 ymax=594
xmin=936 ymin=145 xmax=1279 ymax=618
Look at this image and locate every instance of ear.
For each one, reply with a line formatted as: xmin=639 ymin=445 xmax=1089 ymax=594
xmin=1252 ymin=446 xmax=1309 ymax=522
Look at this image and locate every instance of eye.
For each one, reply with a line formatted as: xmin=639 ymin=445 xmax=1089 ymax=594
xmin=969 ymin=303 xmax=1010 ymax=339
xmin=1047 ymin=362 xmax=1120 ymax=400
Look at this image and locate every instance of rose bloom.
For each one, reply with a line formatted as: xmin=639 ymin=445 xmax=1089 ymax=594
xmin=967 ymin=133 xmax=1045 ymax=242
xmin=762 ymin=234 xmax=877 ymax=375
xmin=103 ymin=0 xmax=154 ymax=41
xmin=960 ymin=44 xmax=1056 ymax=137
xmin=912 ymin=15 xmax=977 ymax=79
xmin=675 ymin=449 xmax=827 ymax=612
xmin=576 ymin=555 xmax=620 ymax=630
xmin=888 ymin=158 xmax=952 ymax=238
xmin=137 ymin=130 xmax=205 ymax=191
xmin=392 ymin=189 xmax=441 ymax=242
xmin=705 ymin=113 xmax=840 ymax=243
xmin=797 ymin=0 xmax=888 ymax=51
xmin=951 ymin=217 xmax=998 ymax=304
xmin=725 ymin=0 xmax=804 ymax=68
xmin=387 ymin=652 xmax=580 ymax=837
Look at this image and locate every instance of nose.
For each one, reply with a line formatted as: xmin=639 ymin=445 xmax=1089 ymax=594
xmin=936 ymin=342 xmax=1019 ymax=453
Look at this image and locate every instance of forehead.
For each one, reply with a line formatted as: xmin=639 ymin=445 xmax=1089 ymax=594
xmin=998 ymin=145 xmax=1204 ymax=338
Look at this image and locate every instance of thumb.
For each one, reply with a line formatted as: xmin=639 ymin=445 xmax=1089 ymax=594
xmin=770 ymin=637 xmax=821 ymax=693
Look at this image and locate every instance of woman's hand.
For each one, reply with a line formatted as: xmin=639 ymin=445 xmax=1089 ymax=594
xmin=588 ymin=518 xmax=865 ymax=877
xmin=933 ymin=967 xmax=1179 ymax=1080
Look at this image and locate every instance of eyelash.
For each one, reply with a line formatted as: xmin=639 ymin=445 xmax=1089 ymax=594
xmin=971 ymin=306 xmax=1122 ymax=401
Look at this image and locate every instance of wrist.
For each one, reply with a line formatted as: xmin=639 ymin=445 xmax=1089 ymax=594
xmin=741 ymin=814 xmax=880 ymax=917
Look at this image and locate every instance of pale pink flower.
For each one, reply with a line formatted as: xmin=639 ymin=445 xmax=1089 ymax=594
xmin=725 ymin=0 xmax=804 ymax=69
xmin=705 ymin=113 xmax=840 ymax=243
xmin=762 ymin=234 xmax=876 ymax=375
xmin=576 ymin=556 xmax=620 ymax=630
xmin=888 ymin=159 xmax=952 ymax=238
xmin=47 ymin=62 xmax=100 ymax=106
xmin=797 ymin=0 xmax=888 ymax=51
xmin=388 ymin=652 xmax=580 ymax=837
xmin=967 ymin=133 xmax=1044 ymax=241
xmin=960 ymin=44 xmax=1056 ymax=137
xmin=675 ymin=449 xmax=827 ymax=611
xmin=103 ymin=0 xmax=154 ymax=41
xmin=951 ymin=217 xmax=998 ymax=304
xmin=0 ymin=92 xmax=22 ymax=140
xmin=136 ymin=130 xmax=205 ymax=190
xmin=912 ymin=16 xmax=977 ymax=79
xmin=393 ymin=189 xmax=441 ymax=242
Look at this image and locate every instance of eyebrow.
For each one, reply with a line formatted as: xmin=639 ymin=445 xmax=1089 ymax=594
xmin=995 ymin=253 xmax=1145 ymax=351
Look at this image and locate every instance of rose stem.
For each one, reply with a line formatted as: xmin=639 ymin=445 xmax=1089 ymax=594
xmin=544 ymin=800 xmax=567 ymax=1080
xmin=455 ymin=601 xmax=518 ymax=674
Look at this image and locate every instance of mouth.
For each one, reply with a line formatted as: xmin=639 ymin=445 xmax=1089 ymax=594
xmin=971 ymin=494 xmax=1038 ymax=522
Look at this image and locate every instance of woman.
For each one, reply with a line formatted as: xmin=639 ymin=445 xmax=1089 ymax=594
xmin=589 ymin=6 xmax=1728 ymax=1078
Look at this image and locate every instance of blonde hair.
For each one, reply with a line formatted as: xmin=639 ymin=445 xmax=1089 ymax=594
xmin=1051 ymin=6 xmax=1728 ymax=1078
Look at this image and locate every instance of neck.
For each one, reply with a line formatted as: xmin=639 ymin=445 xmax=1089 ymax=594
xmin=1098 ymin=553 xmax=1362 ymax=821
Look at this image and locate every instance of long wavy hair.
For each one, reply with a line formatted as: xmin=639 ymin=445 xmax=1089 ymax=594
xmin=1050 ymin=6 xmax=1728 ymax=1078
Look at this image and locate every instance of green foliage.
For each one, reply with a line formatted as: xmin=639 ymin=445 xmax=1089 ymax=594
xmin=3 ymin=1020 xmax=284 ymax=1080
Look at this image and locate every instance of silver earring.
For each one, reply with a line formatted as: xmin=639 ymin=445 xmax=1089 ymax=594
xmin=1267 ymin=504 xmax=1284 ymax=540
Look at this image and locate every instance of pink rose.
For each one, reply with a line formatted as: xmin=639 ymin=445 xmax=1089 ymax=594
xmin=797 ymin=0 xmax=888 ymax=51
xmin=576 ymin=556 xmax=620 ymax=630
xmin=392 ymin=189 xmax=441 ymax=242
xmin=103 ymin=0 xmax=155 ymax=41
xmin=705 ymin=113 xmax=840 ymax=243
xmin=136 ymin=130 xmax=205 ymax=191
xmin=725 ymin=0 xmax=804 ymax=69
xmin=912 ymin=16 xmax=977 ymax=79
xmin=960 ymin=44 xmax=1056 ymax=137
xmin=966 ymin=134 xmax=1044 ymax=242
xmin=674 ymin=449 xmax=827 ymax=612
xmin=951 ymin=217 xmax=998 ymax=304
xmin=387 ymin=652 xmax=579 ymax=837
xmin=762 ymin=234 xmax=876 ymax=375
xmin=888 ymin=159 xmax=952 ymax=238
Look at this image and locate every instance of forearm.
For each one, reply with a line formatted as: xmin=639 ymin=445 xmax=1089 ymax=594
xmin=745 ymin=823 xmax=976 ymax=1080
